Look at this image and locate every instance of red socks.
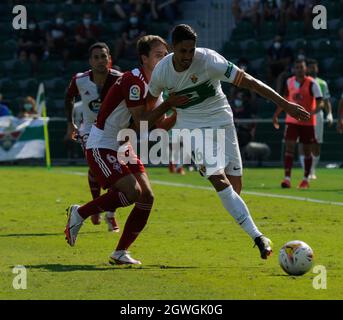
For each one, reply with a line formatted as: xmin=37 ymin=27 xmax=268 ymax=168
xmin=116 ymin=202 xmax=153 ymax=251
xmin=78 ymin=190 xmax=131 ymax=219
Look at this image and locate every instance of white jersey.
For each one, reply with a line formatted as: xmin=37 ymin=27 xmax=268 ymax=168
xmin=66 ymin=68 xmax=122 ymax=137
xmin=148 ymin=48 xmax=244 ymax=130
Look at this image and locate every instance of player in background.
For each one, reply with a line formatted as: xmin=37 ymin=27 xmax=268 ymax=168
xmin=274 ymin=59 xmax=323 ymax=189
xmin=298 ymin=59 xmax=333 ymax=179
xmin=65 ymin=42 xmax=121 ymax=232
xmin=337 ymin=92 xmax=343 ymax=134
xmin=147 ymin=24 xmax=310 ymax=259
xmin=64 ymin=35 xmax=189 ymax=265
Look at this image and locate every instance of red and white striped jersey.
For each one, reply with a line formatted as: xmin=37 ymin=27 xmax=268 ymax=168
xmin=66 ymin=68 xmax=122 ymax=136
xmin=86 ymin=67 xmax=151 ymax=151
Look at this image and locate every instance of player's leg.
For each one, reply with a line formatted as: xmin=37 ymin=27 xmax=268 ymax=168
xmin=298 ymin=143 xmax=305 ymax=170
xmin=298 ymin=126 xmax=316 ymax=189
xmin=88 ymin=169 xmax=120 ymax=231
xmin=311 ymin=112 xmax=323 ymax=179
xmin=110 ymin=170 xmax=154 ymax=265
xmin=65 ymin=148 xmax=140 ymax=246
xmin=208 ymin=173 xmax=272 ymax=259
xmin=207 ymin=125 xmax=271 ymax=259
xmin=310 ymin=142 xmax=320 ymax=179
xmin=87 ymin=169 xmax=102 ymax=225
xmin=282 ymin=124 xmax=298 ymax=188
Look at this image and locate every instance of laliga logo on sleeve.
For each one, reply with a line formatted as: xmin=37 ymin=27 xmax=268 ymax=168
xmin=129 ymin=85 xmax=140 ymax=101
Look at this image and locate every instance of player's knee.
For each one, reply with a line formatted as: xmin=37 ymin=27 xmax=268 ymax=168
xmin=140 ymin=189 xmax=154 ymax=204
xmin=125 ymin=185 xmax=142 ymax=203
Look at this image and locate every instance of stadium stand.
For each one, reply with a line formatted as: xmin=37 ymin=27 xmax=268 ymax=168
xmin=0 ymin=0 xmax=341 ymax=162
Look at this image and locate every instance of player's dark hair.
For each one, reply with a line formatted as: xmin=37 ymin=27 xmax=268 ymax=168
xmin=88 ymin=42 xmax=110 ymax=57
xmin=295 ymin=58 xmax=306 ymax=65
xmin=137 ymin=35 xmax=168 ymax=64
xmin=171 ymin=24 xmax=197 ymax=45
xmin=307 ymin=58 xmax=318 ymax=66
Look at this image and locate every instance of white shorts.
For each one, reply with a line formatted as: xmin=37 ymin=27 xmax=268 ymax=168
xmin=172 ymin=124 xmax=242 ymax=178
xmin=315 ymin=110 xmax=324 ymax=143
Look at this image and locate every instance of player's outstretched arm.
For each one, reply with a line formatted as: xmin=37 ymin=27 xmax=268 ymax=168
xmin=238 ymin=72 xmax=310 ymax=122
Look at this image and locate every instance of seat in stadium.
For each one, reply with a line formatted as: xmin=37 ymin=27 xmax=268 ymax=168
xmin=231 ymin=21 xmax=255 ymax=41
xmin=222 ymin=40 xmax=242 ymax=60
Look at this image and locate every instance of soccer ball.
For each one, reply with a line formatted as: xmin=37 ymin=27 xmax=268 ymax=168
xmin=279 ymin=240 xmax=314 ymax=276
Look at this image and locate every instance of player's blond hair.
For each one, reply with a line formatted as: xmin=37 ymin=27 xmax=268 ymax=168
xmin=137 ymin=35 xmax=169 ymax=64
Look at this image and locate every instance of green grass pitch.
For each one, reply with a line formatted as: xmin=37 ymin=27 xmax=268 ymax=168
xmin=0 ymin=166 xmax=342 ymax=300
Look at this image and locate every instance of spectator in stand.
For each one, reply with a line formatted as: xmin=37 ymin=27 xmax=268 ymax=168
xmin=337 ymin=27 xmax=343 ymax=52
xmin=337 ymin=92 xmax=343 ymax=134
xmin=111 ymin=0 xmax=145 ymax=20
xmin=15 ymin=49 xmax=33 ymax=76
xmin=232 ymin=0 xmax=261 ymax=33
xmin=262 ymin=0 xmax=281 ymax=22
xmin=17 ymin=96 xmax=38 ymax=119
xmin=0 ymin=93 xmax=12 ymax=117
xmin=45 ymin=13 xmax=70 ymax=61
xmin=231 ymin=89 xmax=257 ymax=149
xmin=228 ymin=57 xmax=257 ymax=104
xmin=267 ymin=35 xmax=294 ymax=86
xmin=112 ymin=11 xmax=146 ymax=63
xmin=74 ymin=13 xmax=101 ymax=59
xmin=150 ymin=0 xmax=180 ymax=24
xmin=17 ymin=18 xmax=45 ymax=74
xmin=281 ymin=0 xmax=317 ymax=34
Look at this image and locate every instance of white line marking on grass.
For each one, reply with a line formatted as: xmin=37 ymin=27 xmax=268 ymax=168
xmin=60 ymin=170 xmax=343 ymax=207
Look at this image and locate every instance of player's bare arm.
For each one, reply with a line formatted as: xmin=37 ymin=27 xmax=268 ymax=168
xmin=238 ymin=72 xmax=310 ymax=123
xmin=129 ymin=93 xmax=189 ymax=129
xmin=64 ymin=95 xmax=78 ymax=140
xmin=324 ymin=98 xmax=333 ymax=126
xmin=312 ymin=97 xmax=324 ymax=115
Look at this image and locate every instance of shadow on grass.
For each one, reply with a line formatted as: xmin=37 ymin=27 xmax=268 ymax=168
xmin=0 ymin=231 xmax=103 ymax=238
xmin=26 ymin=264 xmax=199 ymax=272
xmin=28 ymin=264 xmax=110 ymax=272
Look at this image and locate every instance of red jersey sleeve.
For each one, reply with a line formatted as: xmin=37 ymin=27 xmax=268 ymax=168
xmin=66 ymin=76 xmax=79 ymax=98
xmin=121 ymin=72 xmax=146 ymax=108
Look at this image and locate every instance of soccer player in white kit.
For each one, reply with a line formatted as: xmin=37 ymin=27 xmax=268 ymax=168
xmin=65 ymin=42 xmax=121 ymax=232
xmin=147 ymin=24 xmax=310 ymax=259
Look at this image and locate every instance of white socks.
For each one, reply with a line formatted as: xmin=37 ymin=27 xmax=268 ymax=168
xmin=217 ymin=185 xmax=262 ymax=240
xmin=299 ymin=155 xmax=305 ymax=169
xmin=311 ymin=156 xmax=320 ymax=175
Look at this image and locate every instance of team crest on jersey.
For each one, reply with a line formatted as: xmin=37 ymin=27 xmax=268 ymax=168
xmin=129 ymin=85 xmax=141 ymax=101
xmin=190 ymin=74 xmax=198 ymax=84
xmin=88 ymin=98 xmax=102 ymax=113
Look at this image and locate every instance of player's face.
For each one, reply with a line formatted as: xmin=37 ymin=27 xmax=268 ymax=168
xmin=295 ymin=62 xmax=307 ymax=78
xmin=144 ymin=43 xmax=168 ymax=72
xmin=307 ymin=64 xmax=318 ymax=77
xmin=172 ymin=40 xmax=196 ymax=71
xmin=89 ymin=48 xmax=110 ymax=74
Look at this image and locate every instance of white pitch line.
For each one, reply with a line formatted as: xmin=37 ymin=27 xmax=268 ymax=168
xmin=60 ymin=170 xmax=343 ymax=207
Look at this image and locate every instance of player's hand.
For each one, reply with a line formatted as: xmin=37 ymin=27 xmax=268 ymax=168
xmin=337 ymin=119 xmax=343 ymax=134
xmin=326 ymin=112 xmax=333 ymax=126
xmin=273 ymin=113 xmax=280 ymax=129
xmin=66 ymin=122 xmax=79 ymax=141
xmin=166 ymin=93 xmax=189 ymax=108
xmin=282 ymin=101 xmax=310 ymax=122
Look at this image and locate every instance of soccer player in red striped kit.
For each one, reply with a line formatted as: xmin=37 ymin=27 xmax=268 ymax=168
xmin=64 ymin=35 xmax=188 ymax=264
xmin=65 ymin=42 xmax=121 ymax=232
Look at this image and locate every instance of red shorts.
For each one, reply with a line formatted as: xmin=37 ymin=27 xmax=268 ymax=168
xmin=86 ymin=147 xmax=145 ymax=189
xmin=284 ymin=123 xmax=317 ymax=144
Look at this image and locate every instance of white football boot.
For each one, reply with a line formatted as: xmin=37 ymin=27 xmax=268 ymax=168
xmin=109 ymin=250 xmax=141 ymax=265
xmin=64 ymin=205 xmax=84 ymax=246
